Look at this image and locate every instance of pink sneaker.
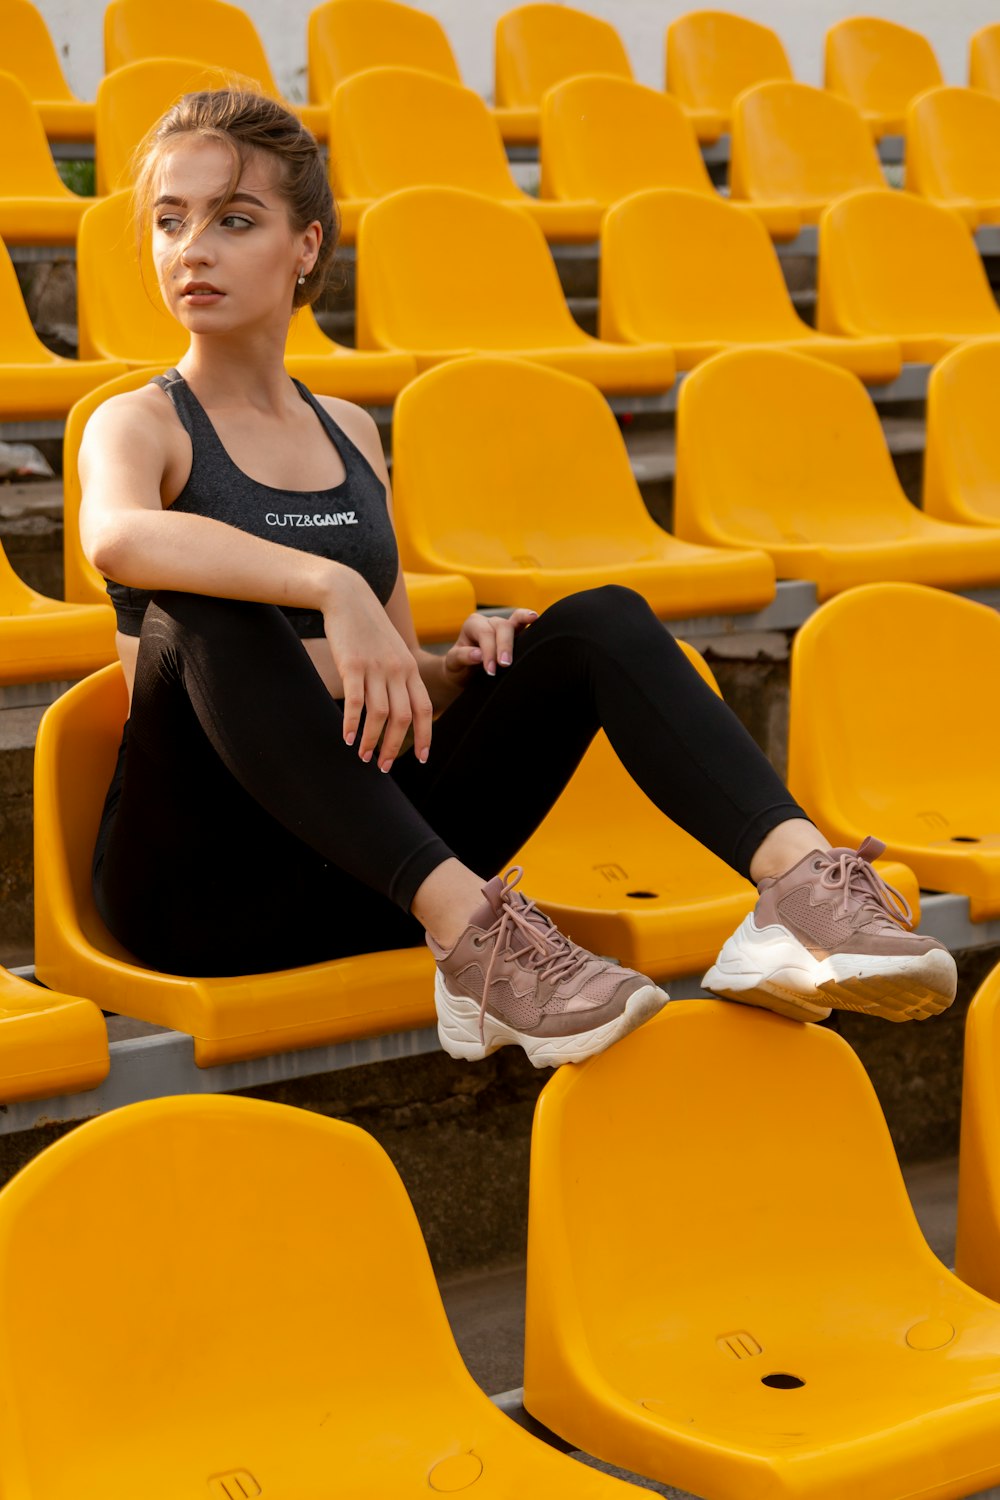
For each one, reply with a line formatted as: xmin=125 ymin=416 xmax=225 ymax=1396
xmin=701 ymin=837 xmax=957 ymax=1023
xmin=428 ymin=867 xmax=668 ymax=1068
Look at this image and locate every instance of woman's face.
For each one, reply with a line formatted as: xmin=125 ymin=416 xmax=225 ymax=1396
xmin=151 ymin=134 xmax=320 ymax=336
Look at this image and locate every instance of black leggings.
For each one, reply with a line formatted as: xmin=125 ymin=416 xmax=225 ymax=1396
xmin=93 ymin=585 xmax=806 ymax=976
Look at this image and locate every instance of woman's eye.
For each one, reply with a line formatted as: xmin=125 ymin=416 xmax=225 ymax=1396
xmin=156 ymin=215 xmax=184 ymax=234
xmin=220 ymin=214 xmax=254 ymax=230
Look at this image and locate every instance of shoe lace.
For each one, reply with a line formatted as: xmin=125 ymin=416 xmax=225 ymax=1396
xmin=477 ymin=867 xmax=592 ymax=1040
xmin=819 ymin=846 xmax=912 ymax=929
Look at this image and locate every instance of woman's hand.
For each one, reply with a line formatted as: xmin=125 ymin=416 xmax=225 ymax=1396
xmin=439 ymin=609 xmax=539 ymax=702
xmin=322 ymin=565 xmax=433 ymax=771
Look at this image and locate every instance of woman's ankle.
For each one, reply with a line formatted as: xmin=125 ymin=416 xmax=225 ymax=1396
xmin=412 ymin=858 xmax=488 ymax=949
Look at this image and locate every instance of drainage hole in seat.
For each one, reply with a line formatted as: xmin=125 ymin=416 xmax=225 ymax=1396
xmin=761 ymin=1373 xmax=805 ymax=1389
xmin=951 ymin=836 xmax=980 ymax=843
xmin=626 ymin=890 xmax=657 ymax=899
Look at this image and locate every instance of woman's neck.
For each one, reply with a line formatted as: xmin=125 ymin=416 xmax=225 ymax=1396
xmin=177 ymin=326 xmax=299 ymax=415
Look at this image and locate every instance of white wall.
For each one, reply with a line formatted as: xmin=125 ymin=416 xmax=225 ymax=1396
xmin=36 ymin=0 xmax=996 ymax=103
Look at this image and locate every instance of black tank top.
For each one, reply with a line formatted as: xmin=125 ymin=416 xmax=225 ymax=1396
xmin=104 ymin=369 xmax=400 ymax=639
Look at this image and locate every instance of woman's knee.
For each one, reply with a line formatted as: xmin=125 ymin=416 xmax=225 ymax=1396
xmin=144 ymin=592 xmax=291 ymax=655
xmin=539 ymin=585 xmax=660 ymax=646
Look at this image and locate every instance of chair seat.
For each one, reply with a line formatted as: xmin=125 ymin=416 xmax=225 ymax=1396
xmin=680 ymin=103 xmax=726 ymax=142
xmin=892 ymin=326 xmax=1000 ymax=362
xmin=345 ymin=195 xmax=602 ymax=245
xmin=493 ymin=102 xmax=538 ymax=142
xmin=293 ymin=100 xmax=327 ymax=140
xmin=34 ymin=99 xmax=96 ymax=141
xmin=0 ymin=357 xmax=129 ymax=419
xmin=412 ymin=532 xmax=774 ymax=616
xmin=0 ymin=968 xmax=108 ymax=1103
xmin=284 ymin=346 xmax=417 ymax=403
xmin=0 ymin=195 xmax=92 ymax=245
xmin=0 ymin=600 xmax=117 ymax=685
xmin=402 ymin=571 xmax=476 ymax=641
xmin=398 ymin=342 xmax=675 ymax=393
xmin=673 ymin=331 xmax=900 ymax=382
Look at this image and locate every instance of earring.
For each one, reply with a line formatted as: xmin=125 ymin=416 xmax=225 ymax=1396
xmin=297 ymin=269 xmax=306 ymax=285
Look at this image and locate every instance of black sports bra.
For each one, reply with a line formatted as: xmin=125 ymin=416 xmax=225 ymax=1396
xmin=104 ymin=369 xmax=400 ymax=639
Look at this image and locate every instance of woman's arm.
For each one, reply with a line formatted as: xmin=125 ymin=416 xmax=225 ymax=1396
xmin=80 ymin=390 xmax=432 ymax=768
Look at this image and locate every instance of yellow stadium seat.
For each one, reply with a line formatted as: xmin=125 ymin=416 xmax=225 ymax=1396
xmin=357 ymin=187 xmax=675 ymax=394
xmin=494 ymin=2 xmax=632 ymax=146
xmin=906 ymin=85 xmax=1000 ymax=229
xmin=0 ymin=0 xmax=94 ymax=141
xmin=674 ymin=346 xmax=1000 ymax=600
xmin=95 ymin=57 xmax=237 ymax=197
xmin=817 ymin=188 xmax=1000 ymax=362
xmin=331 ymin=66 xmax=601 ymax=245
xmin=0 ymin=539 xmax=115 ymax=684
xmin=924 ymin=339 xmax=1000 ymax=527
xmin=77 ymin=192 xmax=416 ymax=405
xmin=103 ymin=0 xmax=327 ymax=141
xmin=513 ymin=649 xmax=920 ymax=977
xmin=0 ymin=71 xmax=92 ymax=244
xmin=825 ymin=16 xmax=944 ymax=139
xmin=956 ymin=960 xmax=1000 ymax=1304
xmin=0 ymin=967 xmax=108 ymax=1103
xmin=309 ymin=0 xmax=533 ymax=148
xmin=540 ymin=75 xmax=800 ymax=241
xmin=0 ymin=1094 xmax=638 ymax=1500
xmin=33 ymin=664 xmax=437 ymax=1064
xmin=62 ymin=368 xmax=475 ymax=641
xmin=525 ymin=999 xmax=1000 ymax=1498
xmin=730 ymin=80 xmax=886 ymax=226
xmin=970 ymin=24 xmax=1000 ymax=96
xmin=665 ymin=10 xmax=793 ymax=143
xmin=788 ymin=582 xmax=1000 ymax=920
xmin=391 ymin=356 xmax=773 ymax=616
xmin=0 ymin=236 xmax=127 ymax=421
xmin=600 ymin=189 xmax=900 ymax=383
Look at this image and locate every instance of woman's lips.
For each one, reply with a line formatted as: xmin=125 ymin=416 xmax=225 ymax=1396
xmin=182 ymin=282 xmax=224 ymax=303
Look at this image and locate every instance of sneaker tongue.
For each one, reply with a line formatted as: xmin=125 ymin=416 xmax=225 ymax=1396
xmin=469 ymin=876 xmax=507 ymax=930
xmin=829 ymin=835 xmax=886 ymax=864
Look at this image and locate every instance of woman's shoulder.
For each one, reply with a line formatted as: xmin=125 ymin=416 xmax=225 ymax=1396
xmin=82 ymin=380 xmax=182 ymax=448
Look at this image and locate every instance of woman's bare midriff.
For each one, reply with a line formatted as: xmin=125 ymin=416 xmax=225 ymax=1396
xmin=117 ymin=630 xmax=345 ymax=706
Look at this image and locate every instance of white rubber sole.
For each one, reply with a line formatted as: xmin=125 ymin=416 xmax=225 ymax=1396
xmin=701 ymin=915 xmax=957 ymax=1023
xmin=434 ymin=972 xmax=669 ymax=1069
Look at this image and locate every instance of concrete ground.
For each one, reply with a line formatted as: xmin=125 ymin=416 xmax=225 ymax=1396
xmin=441 ymin=1156 xmax=1000 ymax=1499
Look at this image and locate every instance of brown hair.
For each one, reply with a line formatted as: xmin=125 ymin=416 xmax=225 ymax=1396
xmin=132 ymin=85 xmax=339 ymax=310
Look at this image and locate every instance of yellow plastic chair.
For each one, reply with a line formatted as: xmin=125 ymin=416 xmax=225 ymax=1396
xmin=600 ymin=189 xmax=900 ymax=383
xmin=77 ymin=192 xmax=417 ymax=406
xmin=0 ymin=968 xmax=108 ymax=1103
xmin=788 ymin=582 xmax=1000 ymax=920
xmin=665 ymin=10 xmax=793 ymax=143
xmin=357 ymin=187 xmax=675 ymax=395
xmin=494 ymin=2 xmax=633 ymax=146
xmin=730 ymin=80 xmax=887 ymax=226
xmin=825 ymin=16 xmax=944 ymax=140
xmin=0 ymin=71 xmax=92 ymax=244
xmin=970 ymin=24 xmax=1000 ymax=96
xmin=0 ymin=1094 xmax=637 ymax=1500
xmin=0 ymin=236 xmax=127 ymax=422
xmin=906 ymin=86 xmax=1000 ymax=229
xmin=817 ymin=188 xmax=1000 ymax=362
xmin=513 ymin=647 xmax=919 ymax=977
xmin=103 ymin=0 xmax=327 ymax=140
xmin=95 ymin=57 xmax=238 ymax=197
xmin=331 ymin=66 xmax=601 ymax=246
xmin=33 ymin=663 xmax=438 ymax=1064
xmin=674 ymin=346 xmax=1000 ymax=600
xmin=392 ymin=356 xmax=773 ymax=616
xmin=540 ymin=75 xmax=799 ymax=241
xmin=956 ymin=960 xmax=1000 ymax=1302
xmin=62 ymin=368 xmax=476 ymax=642
xmin=924 ymin=339 xmax=1000 ymax=527
xmin=0 ymin=0 xmax=94 ymax=141
xmin=309 ymin=0 xmax=532 ymax=148
xmin=525 ymin=998 xmax=1000 ymax=1499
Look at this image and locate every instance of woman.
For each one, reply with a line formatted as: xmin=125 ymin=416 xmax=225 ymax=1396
xmin=79 ymin=88 xmax=955 ymax=1069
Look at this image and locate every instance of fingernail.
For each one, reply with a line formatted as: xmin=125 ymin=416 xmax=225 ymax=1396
xmin=362 ymin=750 xmax=372 ymax=763
xmin=380 ymin=759 xmax=393 ymax=774
xmin=469 ymin=648 xmax=482 ymax=660
xmin=500 ymin=651 xmax=512 ymax=666
xmin=487 ymin=661 xmax=496 ymax=676
xmin=345 ymin=732 xmax=355 ymax=747
xmin=419 ymin=749 xmax=429 ymax=764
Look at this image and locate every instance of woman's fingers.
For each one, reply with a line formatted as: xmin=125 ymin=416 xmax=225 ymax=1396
xmin=342 ymin=663 xmax=365 ymax=748
xmin=409 ymin=670 xmax=434 ymax=765
xmin=378 ymin=672 xmax=414 ymax=771
xmin=359 ymin=676 xmax=389 ymax=764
